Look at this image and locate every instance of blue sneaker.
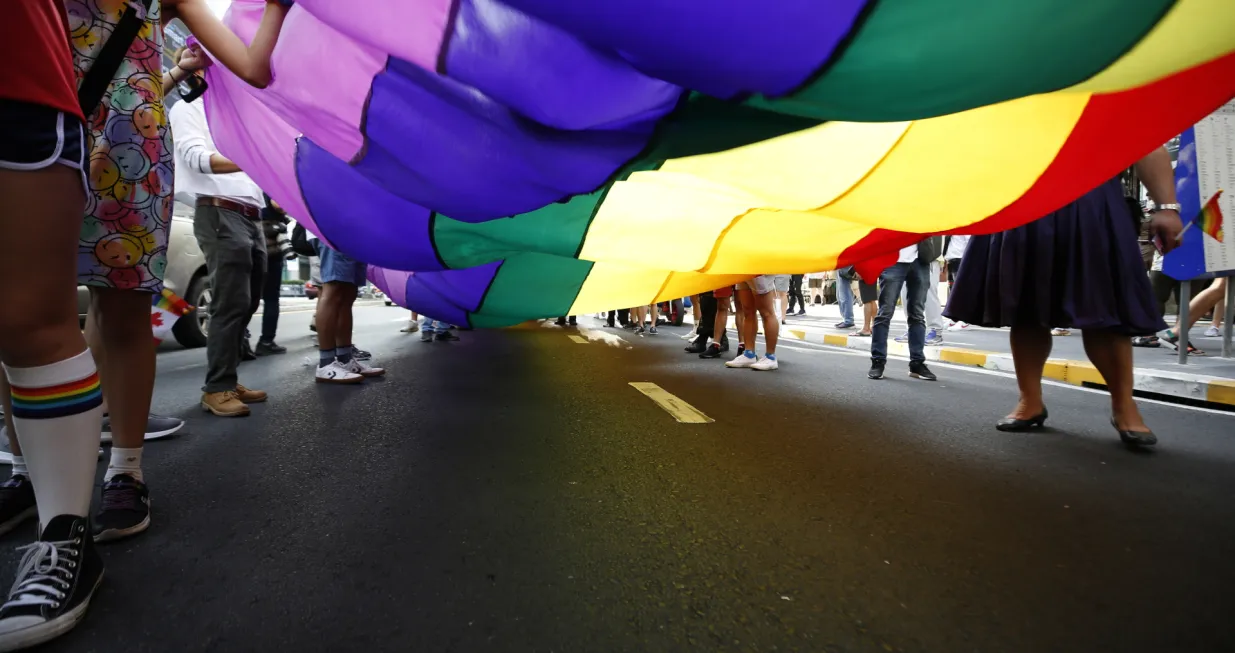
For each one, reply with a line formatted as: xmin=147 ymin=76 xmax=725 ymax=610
xmin=926 ymin=329 xmax=943 ymax=345
xmin=893 ymin=331 xmax=909 ymax=343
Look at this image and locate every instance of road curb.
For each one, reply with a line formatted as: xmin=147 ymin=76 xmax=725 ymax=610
xmin=778 ymin=328 xmax=1235 ymax=408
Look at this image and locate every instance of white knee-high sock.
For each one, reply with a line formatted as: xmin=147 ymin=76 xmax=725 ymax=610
xmin=3 ymin=349 xmax=104 ymax=528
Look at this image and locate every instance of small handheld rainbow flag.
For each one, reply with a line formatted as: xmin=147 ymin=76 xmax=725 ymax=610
xmin=151 ymin=288 xmax=194 ymax=343
xmin=1179 ymin=190 xmax=1225 ymax=244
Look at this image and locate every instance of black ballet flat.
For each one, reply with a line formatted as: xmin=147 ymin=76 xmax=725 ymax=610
xmin=996 ymin=408 xmax=1048 ymax=432
xmin=1111 ymin=417 xmax=1157 ymax=447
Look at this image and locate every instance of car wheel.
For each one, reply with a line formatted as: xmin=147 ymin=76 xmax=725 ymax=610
xmin=173 ymin=274 xmax=211 ymax=348
xmin=670 ymin=299 xmax=684 ymax=326
xmin=385 ymin=300 xmax=393 ymax=306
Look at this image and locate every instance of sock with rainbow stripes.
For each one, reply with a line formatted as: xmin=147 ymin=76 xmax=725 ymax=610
xmin=3 ymin=349 xmax=105 ymax=528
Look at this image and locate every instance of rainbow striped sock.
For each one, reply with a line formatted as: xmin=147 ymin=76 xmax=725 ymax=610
xmin=9 ymin=371 xmax=103 ymax=420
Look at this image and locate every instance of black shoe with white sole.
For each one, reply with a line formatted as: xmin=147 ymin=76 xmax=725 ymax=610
xmin=909 ymin=362 xmax=937 ymax=381
xmin=0 ymin=477 xmax=36 ymax=538
xmin=868 ymin=361 xmax=885 ymax=380
xmin=92 ymin=475 xmax=150 ymax=543
xmin=0 ymin=515 xmax=103 ymax=652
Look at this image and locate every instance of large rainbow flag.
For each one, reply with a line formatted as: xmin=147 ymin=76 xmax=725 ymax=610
xmin=202 ymin=0 xmax=1235 ymax=327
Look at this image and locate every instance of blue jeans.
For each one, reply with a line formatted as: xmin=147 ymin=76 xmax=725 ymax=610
xmin=421 ymin=316 xmax=448 ymax=333
xmin=836 ymin=278 xmax=855 ymax=324
xmin=871 ymin=261 xmax=929 ymax=364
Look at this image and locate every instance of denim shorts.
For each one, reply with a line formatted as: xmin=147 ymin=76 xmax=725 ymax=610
xmin=314 ymin=240 xmax=367 ymax=286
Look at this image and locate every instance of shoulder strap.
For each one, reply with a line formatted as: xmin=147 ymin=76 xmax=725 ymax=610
xmin=78 ymin=0 xmax=157 ymax=117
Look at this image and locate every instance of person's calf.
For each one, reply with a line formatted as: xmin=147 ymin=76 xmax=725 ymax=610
xmin=87 ymin=288 xmax=157 ymax=451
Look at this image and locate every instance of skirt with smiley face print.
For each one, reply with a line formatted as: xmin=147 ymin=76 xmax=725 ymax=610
xmin=69 ymin=0 xmax=173 ymax=293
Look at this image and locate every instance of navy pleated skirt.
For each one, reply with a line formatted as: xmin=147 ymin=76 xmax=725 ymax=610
xmin=944 ymin=178 xmax=1166 ymax=336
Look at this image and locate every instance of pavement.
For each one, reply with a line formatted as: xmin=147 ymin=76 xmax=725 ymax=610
xmin=5 ymin=306 xmax=1234 ymax=652
xmin=770 ymin=303 xmax=1235 ymax=408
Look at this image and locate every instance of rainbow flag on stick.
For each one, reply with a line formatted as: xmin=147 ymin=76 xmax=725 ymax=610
xmin=1180 ymin=190 xmax=1225 ymax=244
xmin=151 ymin=288 xmax=193 ymax=343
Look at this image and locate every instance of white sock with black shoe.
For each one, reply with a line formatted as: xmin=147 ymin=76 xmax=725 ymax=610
xmin=0 ymin=351 xmax=106 ymax=650
xmin=104 ymin=447 xmax=142 ymax=484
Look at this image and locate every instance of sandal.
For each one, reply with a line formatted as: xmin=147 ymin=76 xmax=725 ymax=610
xmin=1160 ymin=330 xmax=1206 ymax=356
xmin=853 ymin=331 xmax=872 ymax=337
xmin=1131 ymin=336 xmax=1160 ymax=348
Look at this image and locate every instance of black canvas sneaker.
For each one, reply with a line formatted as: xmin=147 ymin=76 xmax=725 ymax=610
xmin=0 ymin=515 xmax=104 ymax=652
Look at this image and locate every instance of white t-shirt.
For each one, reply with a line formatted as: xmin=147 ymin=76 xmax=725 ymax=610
xmin=945 ymin=235 xmax=971 ymax=260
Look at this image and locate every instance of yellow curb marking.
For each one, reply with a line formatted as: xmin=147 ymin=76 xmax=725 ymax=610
xmin=629 ymin=382 xmax=714 ymax=424
xmin=1207 ymin=380 xmax=1235 ymax=406
xmin=1042 ymin=360 xmax=1070 ymax=382
xmin=938 ymin=348 xmax=988 ymax=367
xmin=824 ymin=334 xmax=850 ymax=346
xmin=1064 ymin=361 xmax=1106 ymax=386
xmin=788 ymin=329 xmax=807 ymax=341
xmin=568 ymin=335 xmax=589 ymax=344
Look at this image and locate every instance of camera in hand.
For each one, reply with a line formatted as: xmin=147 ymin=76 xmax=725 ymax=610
xmin=263 ymin=216 xmax=297 ymax=260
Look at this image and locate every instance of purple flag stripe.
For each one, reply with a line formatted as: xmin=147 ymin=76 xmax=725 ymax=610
xmin=498 ymin=0 xmax=873 ymax=98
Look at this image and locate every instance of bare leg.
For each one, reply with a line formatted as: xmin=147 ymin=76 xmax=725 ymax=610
xmin=332 ymin=283 xmax=358 ymax=346
xmin=317 ymin=283 xmax=338 ymax=352
xmin=1082 ymin=329 xmax=1149 ymax=432
xmin=861 ymin=301 xmax=876 ymax=335
xmin=732 ymin=292 xmax=745 ymax=344
xmin=736 ymin=288 xmax=758 ymax=350
xmin=756 ymin=291 xmax=781 ymax=355
xmin=1214 ymin=295 xmax=1225 ymax=329
xmin=1007 ymin=325 xmax=1052 ymax=419
xmin=712 ymin=297 xmax=730 ymax=343
xmin=0 ymin=163 xmax=100 ymax=527
xmin=1171 ymin=278 xmax=1226 ymax=334
xmin=691 ymin=295 xmax=701 ymax=325
xmin=648 ymin=302 xmax=659 ymax=327
xmin=87 ymin=288 xmax=156 ymax=450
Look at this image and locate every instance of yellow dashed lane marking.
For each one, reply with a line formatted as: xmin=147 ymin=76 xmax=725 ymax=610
xmin=629 ymin=382 xmax=714 ymax=424
xmin=568 ymin=335 xmax=589 ymax=344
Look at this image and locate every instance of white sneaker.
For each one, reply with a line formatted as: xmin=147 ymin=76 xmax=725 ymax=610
xmin=725 ymin=353 xmax=758 ymax=369
xmin=401 ymin=322 xmax=419 ymax=333
xmin=315 ymin=361 xmax=364 ymax=384
xmin=751 ymin=355 xmax=779 ymax=371
xmin=344 ymin=358 xmax=386 ymax=377
xmin=947 ymin=321 xmax=970 ymax=331
xmin=1203 ymin=326 xmax=1220 ymax=337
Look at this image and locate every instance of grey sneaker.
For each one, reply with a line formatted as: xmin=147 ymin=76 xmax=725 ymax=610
xmin=100 ymin=414 xmax=184 ymax=443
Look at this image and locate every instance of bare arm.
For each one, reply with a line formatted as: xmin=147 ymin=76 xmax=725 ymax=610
xmin=1134 ymin=147 xmax=1177 ymax=206
xmin=208 ymin=154 xmax=243 ymax=174
xmin=1134 ymin=146 xmax=1183 ymax=252
xmin=165 ymin=0 xmax=289 ymax=89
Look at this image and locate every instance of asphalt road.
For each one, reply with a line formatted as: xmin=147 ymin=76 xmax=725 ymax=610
xmin=7 ymin=306 xmax=1234 ymax=653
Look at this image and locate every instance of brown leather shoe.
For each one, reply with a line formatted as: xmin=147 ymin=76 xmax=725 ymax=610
xmin=235 ymin=384 xmax=268 ymax=403
xmin=201 ymin=390 xmax=251 ymax=417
